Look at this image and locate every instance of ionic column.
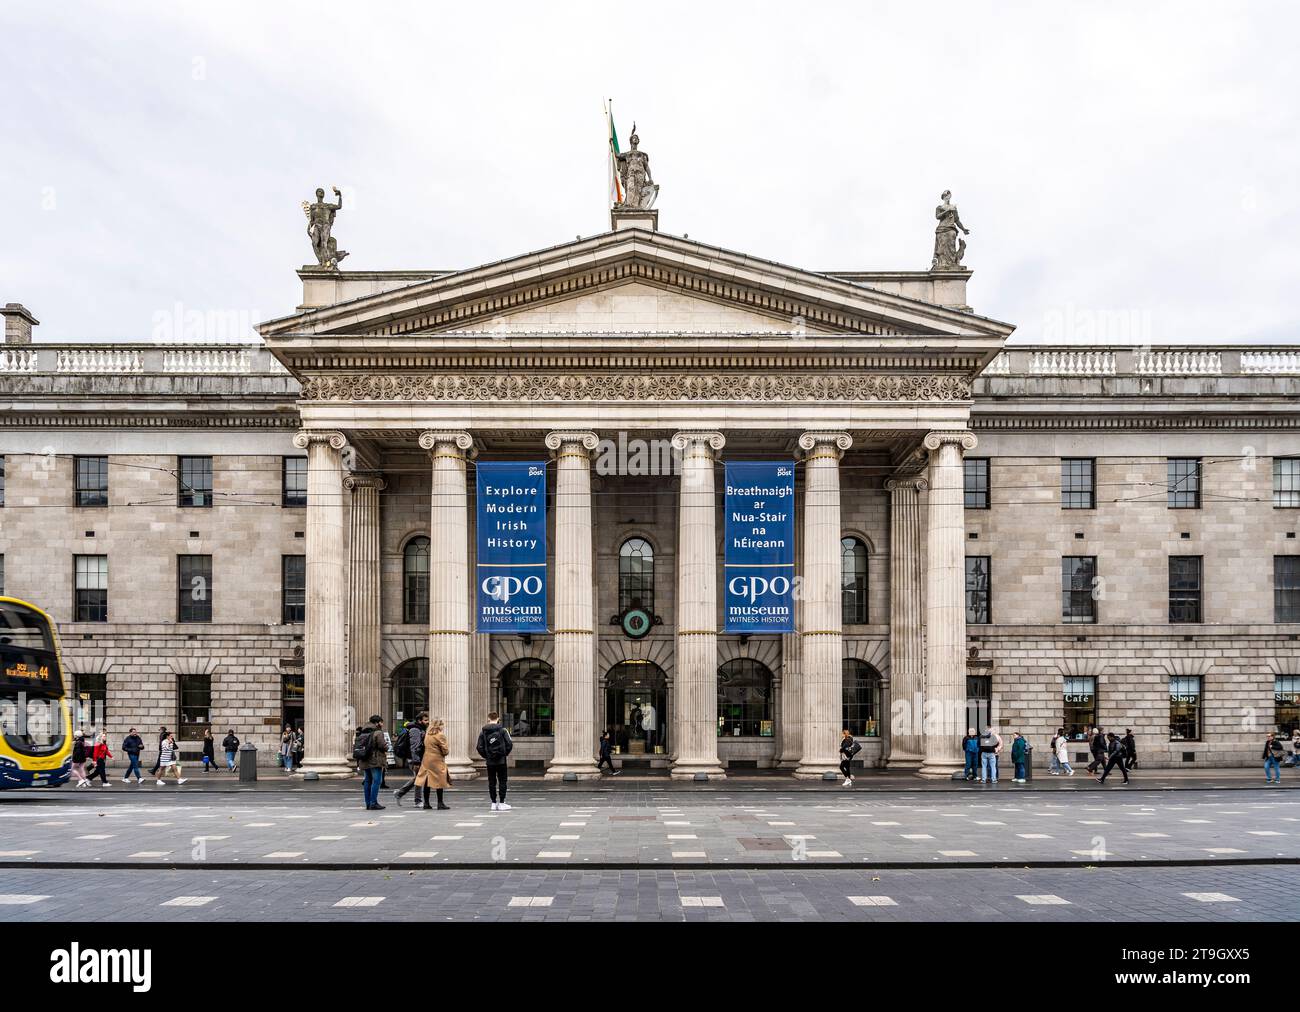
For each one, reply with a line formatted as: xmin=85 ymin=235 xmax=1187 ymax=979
xmin=544 ymin=430 xmax=600 ymax=780
xmin=920 ymin=430 xmax=977 ymax=777
xmin=777 ymin=483 xmax=805 ymax=768
xmin=885 ymin=476 xmax=927 ymax=768
xmin=670 ymin=431 xmax=726 ymax=780
xmin=346 ymin=473 xmax=385 ymax=731
xmin=294 ymin=429 xmax=352 ymax=777
xmin=794 ymin=430 xmax=852 ymax=779
xmin=419 ymin=430 xmax=478 ymax=779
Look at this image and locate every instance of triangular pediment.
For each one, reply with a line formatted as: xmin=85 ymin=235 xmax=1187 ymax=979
xmin=259 ymin=228 xmax=1014 ymax=342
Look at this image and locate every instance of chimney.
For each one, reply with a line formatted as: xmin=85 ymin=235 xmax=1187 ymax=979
xmin=2 ymin=304 xmax=38 ymax=345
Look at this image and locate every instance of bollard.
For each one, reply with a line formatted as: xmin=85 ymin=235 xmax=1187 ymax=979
xmin=1023 ymin=744 xmax=1033 ymax=783
xmin=238 ymin=742 xmax=258 ymax=783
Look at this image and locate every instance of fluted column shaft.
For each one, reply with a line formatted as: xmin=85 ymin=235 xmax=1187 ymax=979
xmin=671 ymin=431 xmax=726 ymax=779
xmin=346 ymin=474 xmax=384 ymax=730
xmin=421 ymin=430 xmax=477 ymax=779
xmin=886 ymin=476 xmax=927 ymax=768
xmin=777 ymin=484 xmax=805 ymax=768
xmin=545 ymin=431 xmax=600 ymax=779
xmin=295 ymin=430 xmax=352 ymax=776
xmin=794 ymin=431 xmax=852 ymax=779
xmin=920 ymin=430 xmax=976 ymax=776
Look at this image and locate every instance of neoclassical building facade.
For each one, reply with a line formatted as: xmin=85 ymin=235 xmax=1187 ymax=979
xmin=2 ymin=212 xmax=1298 ymax=776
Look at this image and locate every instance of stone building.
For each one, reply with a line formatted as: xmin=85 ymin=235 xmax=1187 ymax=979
xmin=1 ymin=209 xmax=1298 ymax=776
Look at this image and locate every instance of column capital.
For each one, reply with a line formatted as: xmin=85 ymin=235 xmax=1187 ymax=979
xmin=419 ymin=429 xmax=474 ymax=454
xmin=797 ymin=430 xmax=852 ymax=457
xmin=885 ymin=476 xmax=930 ymax=494
xmin=342 ymin=472 xmax=387 ymax=492
xmin=670 ymin=430 xmax=725 ymax=455
xmin=293 ymin=429 xmax=347 ymax=451
xmin=922 ymin=429 xmax=978 ymax=452
xmin=544 ymin=430 xmax=599 ymax=454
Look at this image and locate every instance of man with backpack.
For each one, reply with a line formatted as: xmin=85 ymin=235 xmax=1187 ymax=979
xmin=978 ymin=726 xmax=1002 ymax=784
xmin=1086 ymin=727 xmax=1107 ymax=774
xmin=1096 ymin=732 xmax=1130 ymax=785
xmin=475 ymin=711 xmax=513 ymax=811
xmin=354 ymin=715 xmax=387 ymax=811
xmin=222 ymin=729 xmax=240 ymax=773
xmin=1264 ymin=732 xmax=1285 ymax=784
xmin=393 ymin=713 xmax=429 ymax=806
xmin=1122 ymin=728 xmax=1137 ymax=771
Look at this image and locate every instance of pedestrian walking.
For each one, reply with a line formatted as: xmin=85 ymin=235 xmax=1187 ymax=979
xmin=1010 ymin=732 xmax=1027 ymax=784
xmin=1122 ymin=728 xmax=1137 ymax=771
xmin=476 ymin=712 xmax=513 ymax=811
xmin=1086 ymin=726 xmax=1106 ymax=774
xmin=962 ymin=728 xmax=980 ymax=781
xmin=1047 ymin=727 xmax=1063 ymax=775
xmin=839 ymin=729 xmax=861 ymax=787
xmin=121 ymin=727 xmax=144 ymax=783
xmin=90 ymin=731 xmax=112 ymax=786
xmin=978 ymin=726 xmax=1002 ymax=783
xmin=201 ymin=729 xmax=216 ymax=773
xmin=1055 ymin=733 xmax=1075 ymax=776
xmin=148 ymin=725 xmax=168 ymax=777
xmin=596 ymin=730 xmax=619 ymax=775
xmin=70 ymin=731 xmax=91 ymax=788
xmin=353 ymin=715 xmax=387 ymax=810
xmin=1264 ymin=732 xmax=1284 ymax=784
xmin=292 ymin=727 xmax=304 ymax=770
xmin=413 ymin=717 xmax=451 ymax=811
xmin=279 ymin=725 xmax=295 ymax=773
xmin=393 ymin=713 xmax=429 ymax=806
xmin=156 ymin=732 xmax=187 ymax=785
xmin=1096 ymin=732 xmax=1130 ymax=785
xmin=222 ymin=729 xmax=240 ymax=773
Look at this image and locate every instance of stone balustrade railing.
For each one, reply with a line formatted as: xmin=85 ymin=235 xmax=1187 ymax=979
xmin=983 ymin=346 xmax=1298 ymax=379
xmin=1241 ymin=350 xmax=1300 ymax=375
xmin=0 ymin=344 xmax=288 ymax=375
xmin=1134 ymin=349 xmax=1221 ymax=375
xmin=1027 ymin=349 xmax=1117 ymax=376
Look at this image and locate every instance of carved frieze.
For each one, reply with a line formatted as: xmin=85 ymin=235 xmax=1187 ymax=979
xmin=299 ymin=372 xmax=973 ymax=403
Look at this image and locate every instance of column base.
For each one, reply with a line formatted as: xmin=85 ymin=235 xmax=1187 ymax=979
xmin=447 ymin=762 xmax=479 ymax=781
xmin=792 ymin=762 xmax=840 ymax=780
xmin=544 ymin=760 xmax=601 ymax=781
xmin=917 ymin=760 xmax=964 ymax=779
xmin=886 ymin=757 xmax=924 ymax=771
xmin=296 ymin=758 xmax=356 ymax=779
xmin=670 ymin=761 xmax=726 ymax=781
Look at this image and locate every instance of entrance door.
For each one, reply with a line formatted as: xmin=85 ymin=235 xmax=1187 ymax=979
xmin=605 ymin=661 xmax=668 ymax=756
xmin=966 ymin=675 xmax=992 ymax=733
xmin=281 ymin=670 xmax=304 ymax=732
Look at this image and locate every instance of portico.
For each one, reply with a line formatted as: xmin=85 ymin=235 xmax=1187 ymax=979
xmin=260 ymin=223 xmax=1013 ymax=780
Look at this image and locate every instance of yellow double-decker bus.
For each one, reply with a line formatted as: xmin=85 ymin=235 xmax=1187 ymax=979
xmin=0 ymin=597 xmax=73 ymax=789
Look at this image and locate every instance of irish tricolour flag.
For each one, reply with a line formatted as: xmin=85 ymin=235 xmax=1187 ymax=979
xmin=606 ymin=101 xmax=623 ymax=206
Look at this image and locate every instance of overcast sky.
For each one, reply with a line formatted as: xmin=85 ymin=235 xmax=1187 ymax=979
xmin=2 ymin=1 xmax=1296 ymax=344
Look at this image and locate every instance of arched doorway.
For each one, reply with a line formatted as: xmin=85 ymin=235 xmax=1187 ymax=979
xmin=605 ymin=660 xmax=668 ymax=756
xmin=717 ymin=658 xmax=775 ymax=737
xmin=390 ymin=658 xmax=428 ymax=729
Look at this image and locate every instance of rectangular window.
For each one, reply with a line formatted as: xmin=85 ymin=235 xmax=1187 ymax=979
xmin=282 ymin=555 xmax=306 ymax=624
xmin=963 ymin=458 xmax=990 ymax=509
xmin=1167 ymin=458 xmax=1201 ymax=509
xmin=1063 ymin=676 xmax=1097 ymax=741
xmin=965 ymin=556 xmax=991 ymax=624
xmin=74 ymin=671 xmax=107 ymax=731
xmin=1275 ymin=458 xmax=1300 ymax=508
xmin=1168 ymin=555 xmax=1203 ymax=623
xmin=1061 ymin=556 xmax=1097 ymax=623
xmin=1277 ymin=556 xmax=1300 ymax=623
xmin=74 ymin=555 xmax=108 ymax=622
xmin=178 ymin=456 xmax=213 ymax=508
xmin=178 ymin=672 xmax=212 ymax=740
xmin=1061 ymin=459 xmax=1096 ymax=509
xmin=1169 ymin=675 xmax=1202 ymax=741
xmin=177 ymin=555 xmax=213 ymax=623
xmin=1276 ymin=675 xmax=1300 ymax=736
xmin=282 ymin=456 xmax=308 ymax=507
xmin=74 ymin=455 xmax=109 ymax=507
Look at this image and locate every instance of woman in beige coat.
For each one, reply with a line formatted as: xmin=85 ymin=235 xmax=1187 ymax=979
xmin=414 ymin=718 xmax=451 ymax=810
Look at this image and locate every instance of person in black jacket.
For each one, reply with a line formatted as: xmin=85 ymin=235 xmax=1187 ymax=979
xmin=1096 ymin=732 xmax=1130 ymax=785
xmin=200 ymin=728 xmax=216 ymax=773
xmin=475 ymin=712 xmax=514 ymax=811
xmin=596 ymin=730 xmax=619 ymax=776
xmin=1122 ymin=729 xmax=1137 ymax=771
xmin=839 ymin=729 xmax=862 ymax=787
xmin=121 ymin=728 xmax=145 ymax=784
xmin=148 ymin=725 xmax=169 ymax=777
xmin=221 ymin=730 xmax=240 ymax=773
xmin=1086 ymin=727 xmax=1106 ymax=773
xmin=394 ymin=713 xmax=430 ymax=807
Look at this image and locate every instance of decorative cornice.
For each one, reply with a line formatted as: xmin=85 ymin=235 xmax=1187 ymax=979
xmin=0 ymin=414 xmax=300 ymax=430
xmin=299 ymin=373 xmax=972 ymax=403
xmin=972 ymin=414 xmax=1300 ymax=431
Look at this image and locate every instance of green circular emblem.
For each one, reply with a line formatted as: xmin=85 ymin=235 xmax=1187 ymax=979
xmin=621 ymin=607 xmax=652 ymax=639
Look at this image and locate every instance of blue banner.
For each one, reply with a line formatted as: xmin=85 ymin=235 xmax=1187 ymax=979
xmin=724 ymin=461 xmax=796 ymax=633
xmin=476 ymin=461 xmax=548 ymax=633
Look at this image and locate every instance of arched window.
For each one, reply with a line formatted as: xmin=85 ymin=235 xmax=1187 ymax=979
xmin=392 ymin=658 xmax=428 ymax=727
xmin=843 ymin=659 xmax=881 ymax=737
xmin=841 ymin=537 xmax=868 ymax=625
xmin=717 ymin=658 xmax=775 ymax=737
xmin=500 ymin=658 xmax=555 ymax=737
xmin=403 ymin=536 xmax=430 ymax=624
xmin=618 ymin=537 xmax=654 ymax=613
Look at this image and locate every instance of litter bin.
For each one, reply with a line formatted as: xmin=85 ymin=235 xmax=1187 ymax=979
xmin=238 ymin=742 xmax=258 ymax=783
xmin=1022 ymin=744 xmax=1033 ymax=783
